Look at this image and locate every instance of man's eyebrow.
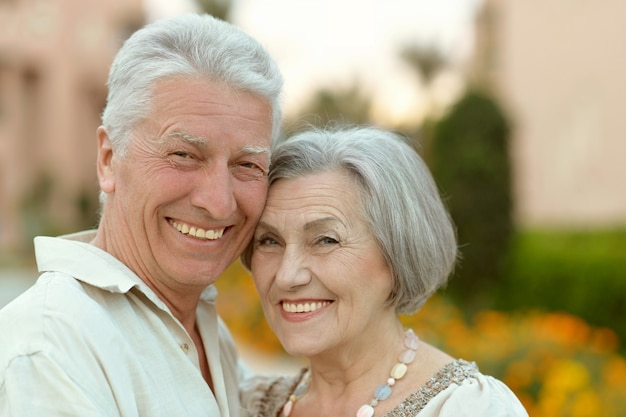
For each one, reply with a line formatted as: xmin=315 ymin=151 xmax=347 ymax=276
xmin=165 ymin=133 xmax=270 ymax=156
xmin=166 ymin=132 xmax=208 ymax=146
xmin=240 ymin=145 xmax=270 ymax=156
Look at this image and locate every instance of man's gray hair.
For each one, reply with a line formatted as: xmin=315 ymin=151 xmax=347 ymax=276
xmin=101 ymin=13 xmax=283 ymax=157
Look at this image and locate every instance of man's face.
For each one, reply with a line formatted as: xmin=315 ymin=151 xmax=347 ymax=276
xmin=97 ymin=78 xmax=273 ymax=299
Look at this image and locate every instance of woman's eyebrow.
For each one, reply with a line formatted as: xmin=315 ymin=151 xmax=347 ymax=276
xmin=304 ymin=217 xmax=345 ymax=231
xmin=255 ymin=221 xmax=278 ymax=235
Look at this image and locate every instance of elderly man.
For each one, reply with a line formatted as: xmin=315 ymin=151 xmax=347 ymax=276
xmin=0 ymin=13 xmax=282 ymax=417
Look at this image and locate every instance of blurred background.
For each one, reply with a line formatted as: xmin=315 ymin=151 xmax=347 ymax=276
xmin=1 ymin=0 xmax=625 ymax=415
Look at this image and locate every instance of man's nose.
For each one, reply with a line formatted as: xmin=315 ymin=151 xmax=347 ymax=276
xmin=190 ymin=163 xmax=237 ymax=220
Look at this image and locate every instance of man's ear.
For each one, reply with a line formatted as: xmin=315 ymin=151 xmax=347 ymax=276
xmin=96 ymin=126 xmax=116 ymax=194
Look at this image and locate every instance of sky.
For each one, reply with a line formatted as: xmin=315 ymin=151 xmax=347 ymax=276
xmin=145 ymin=0 xmax=482 ymax=124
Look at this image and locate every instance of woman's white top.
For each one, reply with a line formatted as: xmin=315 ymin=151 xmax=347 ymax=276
xmin=241 ymin=359 xmax=529 ymax=417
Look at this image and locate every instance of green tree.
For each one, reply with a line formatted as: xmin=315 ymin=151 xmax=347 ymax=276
xmin=431 ymin=88 xmax=513 ymax=312
xmin=400 ymin=44 xmax=447 ymax=88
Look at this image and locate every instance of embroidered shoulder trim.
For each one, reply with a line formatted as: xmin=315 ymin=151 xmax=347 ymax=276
xmin=383 ymin=359 xmax=479 ymax=417
xmin=260 ymin=368 xmax=307 ymax=417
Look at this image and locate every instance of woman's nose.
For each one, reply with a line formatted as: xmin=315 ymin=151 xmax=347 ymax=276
xmin=274 ymin=245 xmax=312 ymax=290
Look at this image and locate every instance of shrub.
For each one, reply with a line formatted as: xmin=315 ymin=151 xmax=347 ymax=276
xmin=430 ymin=88 xmax=513 ymax=312
xmin=497 ymin=229 xmax=626 ymax=346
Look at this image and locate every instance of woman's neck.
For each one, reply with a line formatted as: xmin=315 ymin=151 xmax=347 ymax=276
xmin=289 ymin=323 xmax=415 ymax=417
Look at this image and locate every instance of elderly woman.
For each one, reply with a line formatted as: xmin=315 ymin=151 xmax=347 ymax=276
xmin=240 ymin=126 xmax=528 ymax=417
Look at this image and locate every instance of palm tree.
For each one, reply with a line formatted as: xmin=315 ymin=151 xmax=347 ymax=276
xmin=284 ymin=84 xmax=372 ymax=135
xmin=399 ymin=44 xmax=449 ymax=161
xmin=195 ymin=0 xmax=232 ymax=21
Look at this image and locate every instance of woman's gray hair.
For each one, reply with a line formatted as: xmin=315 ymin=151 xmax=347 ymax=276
xmin=243 ymin=126 xmax=458 ymax=315
xmin=101 ymin=13 xmax=283 ymax=157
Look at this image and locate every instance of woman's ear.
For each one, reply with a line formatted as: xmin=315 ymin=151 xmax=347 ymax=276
xmin=96 ymin=126 xmax=115 ymax=194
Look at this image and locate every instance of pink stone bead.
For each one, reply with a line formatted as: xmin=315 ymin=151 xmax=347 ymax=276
xmin=282 ymin=401 xmax=293 ymax=417
xmin=356 ymin=404 xmax=375 ymax=417
xmin=404 ymin=332 xmax=419 ymax=350
xmin=399 ymin=348 xmax=416 ymax=364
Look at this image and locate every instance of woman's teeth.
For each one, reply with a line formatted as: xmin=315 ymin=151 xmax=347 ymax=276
xmin=282 ymin=301 xmax=330 ymax=313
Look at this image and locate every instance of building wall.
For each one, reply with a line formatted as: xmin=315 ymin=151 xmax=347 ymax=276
xmin=484 ymin=0 xmax=626 ymax=228
xmin=3 ymin=0 xmax=625 ymax=258
xmin=0 ymin=0 xmax=144 ymax=253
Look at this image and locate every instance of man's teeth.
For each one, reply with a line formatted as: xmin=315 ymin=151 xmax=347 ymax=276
xmin=170 ymin=220 xmax=224 ymax=240
xmin=282 ymin=301 xmax=330 ymax=313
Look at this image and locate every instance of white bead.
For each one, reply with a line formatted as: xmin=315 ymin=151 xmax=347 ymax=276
xmin=356 ymin=404 xmax=375 ymax=417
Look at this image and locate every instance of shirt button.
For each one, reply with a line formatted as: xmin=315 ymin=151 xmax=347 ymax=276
xmin=180 ymin=343 xmax=190 ymax=353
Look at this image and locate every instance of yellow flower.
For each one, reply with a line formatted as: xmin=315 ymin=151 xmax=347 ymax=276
xmin=543 ymin=359 xmax=590 ymax=392
xmin=571 ymin=389 xmax=602 ymax=417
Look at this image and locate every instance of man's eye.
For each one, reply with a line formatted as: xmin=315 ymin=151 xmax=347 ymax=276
xmin=233 ymin=162 xmax=268 ymax=180
xmin=173 ymin=151 xmax=192 ymax=158
xmin=241 ymin=161 xmax=268 ymax=174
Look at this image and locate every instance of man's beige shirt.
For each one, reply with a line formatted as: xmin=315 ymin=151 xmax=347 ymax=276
xmin=0 ymin=231 xmax=243 ymax=416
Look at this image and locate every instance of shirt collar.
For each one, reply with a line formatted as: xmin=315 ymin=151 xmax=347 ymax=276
xmin=34 ymin=230 xmax=218 ymax=303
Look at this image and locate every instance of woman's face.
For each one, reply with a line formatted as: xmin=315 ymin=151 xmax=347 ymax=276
xmin=250 ymin=170 xmax=396 ymax=358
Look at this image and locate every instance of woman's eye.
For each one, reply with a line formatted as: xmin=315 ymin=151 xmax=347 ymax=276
xmin=315 ymin=236 xmax=339 ymax=245
xmin=256 ymin=235 xmax=279 ymax=246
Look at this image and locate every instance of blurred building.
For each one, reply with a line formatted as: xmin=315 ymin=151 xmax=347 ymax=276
xmin=0 ymin=0 xmax=144 ymax=254
xmin=2 ymin=0 xmax=626 ymax=259
xmin=474 ymin=0 xmax=626 ymax=228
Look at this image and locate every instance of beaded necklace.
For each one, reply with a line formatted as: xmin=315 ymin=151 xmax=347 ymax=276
xmin=281 ymin=328 xmax=420 ymax=417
